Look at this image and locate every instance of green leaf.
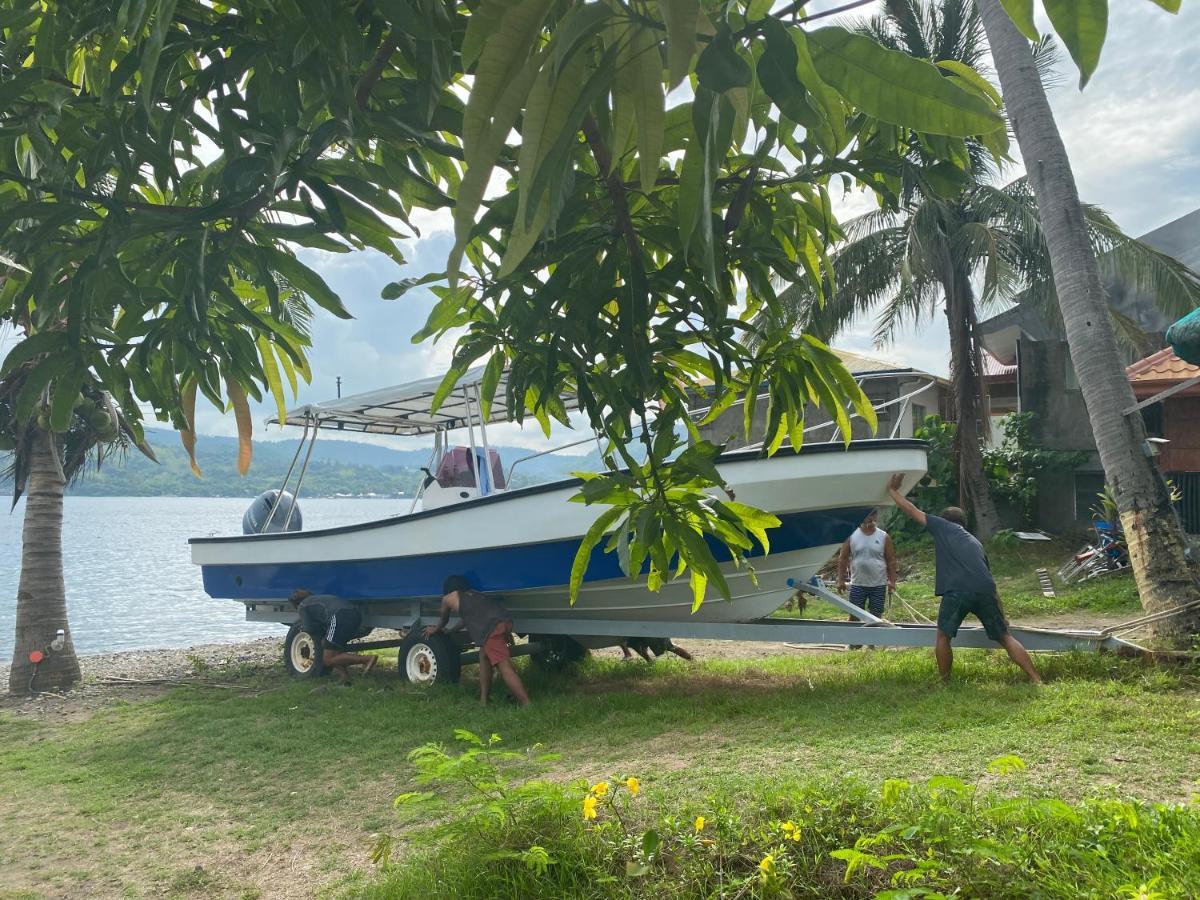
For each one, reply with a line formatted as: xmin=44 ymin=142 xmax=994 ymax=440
xmin=265 ymin=249 xmax=352 ymax=319
xmin=1145 ymin=0 xmax=1181 ymax=10
xmin=569 ymin=506 xmax=624 ymax=604
xmin=381 ymin=272 xmax=444 ymax=300
xmin=450 ymin=46 xmax=548 ymax=283
xmin=657 ymin=0 xmax=700 ymax=88
xmin=138 ymin=0 xmax=179 ymax=114
xmin=935 ymin=60 xmax=1002 ymax=107
xmin=257 ymin=336 xmax=288 ymax=424
xmin=696 ymin=28 xmax=750 ymax=94
xmin=1044 ymin=0 xmax=1108 ymax=88
xmin=998 ymin=0 xmax=1039 ymax=40
xmin=478 ymin=353 xmax=505 ymax=419
xmin=630 ymin=26 xmax=666 ymax=194
xmin=807 ymin=26 xmax=1003 ymax=137
xmin=1 ymin=330 xmax=67 ymax=376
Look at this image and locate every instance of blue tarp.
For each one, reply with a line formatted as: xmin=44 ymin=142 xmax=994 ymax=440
xmin=1166 ymin=307 xmax=1200 ymax=365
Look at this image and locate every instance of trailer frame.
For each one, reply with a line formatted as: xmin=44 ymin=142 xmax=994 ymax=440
xmin=261 ymin=579 xmax=1146 ymax=682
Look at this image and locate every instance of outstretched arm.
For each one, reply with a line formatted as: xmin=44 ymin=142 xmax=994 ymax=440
xmin=887 ymin=473 xmax=926 ymax=527
xmin=423 ymin=598 xmax=452 ymax=637
xmin=836 ymin=539 xmax=851 ymax=591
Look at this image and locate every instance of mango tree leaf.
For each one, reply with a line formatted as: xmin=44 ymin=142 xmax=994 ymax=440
xmin=998 ymin=0 xmax=1039 ymax=40
xmin=935 ymin=60 xmax=1002 ymax=107
xmin=807 ymin=26 xmax=1003 ymax=137
xmin=179 ymin=378 xmax=202 ymax=477
xmin=1043 ymin=0 xmax=1107 ymax=88
xmin=696 ymin=27 xmax=750 ymax=94
xmin=630 ymin=26 xmax=665 ymax=193
xmin=657 ymin=0 xmax=700 ymax=88
xmin=569 ymin=506 xmax=625 ymax=604
xmin=226 ymin=377 xmax=254 ymax=476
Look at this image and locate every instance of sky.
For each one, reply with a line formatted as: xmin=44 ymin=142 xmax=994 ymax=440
xmin=187 ymin=1 xmax=1200 ymax=451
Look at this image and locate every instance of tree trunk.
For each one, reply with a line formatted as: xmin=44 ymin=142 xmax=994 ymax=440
xmin=7 ymin=428 xmax=81 ymax=695
xmin=977 ymin=0 xmax=1200 ymax=643
xmin=943 ymin=264 xmax=1002 ymax=540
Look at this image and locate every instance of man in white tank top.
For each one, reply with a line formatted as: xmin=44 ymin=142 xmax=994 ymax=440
xmin=836 ymin=509 xmax=896 ymax=619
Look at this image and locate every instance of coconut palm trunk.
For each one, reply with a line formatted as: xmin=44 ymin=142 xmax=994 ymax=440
xmin=7 ymin=428 xmax=81 ymax=694
xmin=943 ymin=264 xmax=1002 ymax=539
xmin=976 ymin=0 xmax=1200 ymax=642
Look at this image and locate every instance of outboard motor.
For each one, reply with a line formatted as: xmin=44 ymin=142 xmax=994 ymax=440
xmin=242 ymin=490 xmax=303 ymax=535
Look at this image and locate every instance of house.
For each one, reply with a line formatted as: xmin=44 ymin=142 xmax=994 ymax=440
xmin=692 ymin=349 xmax=950 ymax=451
xmin=979 ymin=207 xmax=1200 ymax=532
xmin=1126 ymin=348 xmax=1200 ymax=532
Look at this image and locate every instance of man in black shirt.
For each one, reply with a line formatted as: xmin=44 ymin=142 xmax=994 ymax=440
xmin=424 ymin=575 xmax=530 ymax=706
xmin=887 ymin=474 xmax=1042 ymax=684
xmin=289 ymin=590 xmax=378 ymax=682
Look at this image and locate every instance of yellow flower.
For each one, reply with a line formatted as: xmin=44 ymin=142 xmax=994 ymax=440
xmin=694 ymin=816 xmax=706 ymax=832
xmin=625 ymin=777 xmax=640 ymax=797
xmin=590 ymin=781 xmax=609 ymax=797
xmin=780 ymin=821 xmax=801 ymax=841
xmin=759 ymin=854 xmax=775 ymax=876
xmin=582 ymin=795 xmax=598 ymax=820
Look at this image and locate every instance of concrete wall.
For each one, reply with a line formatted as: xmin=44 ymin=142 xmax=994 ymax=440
xmin=1016 ymin=337 xmax=1104 ymax=532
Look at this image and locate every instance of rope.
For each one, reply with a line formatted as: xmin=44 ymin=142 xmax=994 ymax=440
xmin=890 ymin=590 xmax=935 ymax=625
xmin=1099 ymin=597 xmax=1200 ymax=637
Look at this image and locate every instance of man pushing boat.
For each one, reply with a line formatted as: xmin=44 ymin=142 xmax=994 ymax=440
xmin=424 ymin=575 xmax=531 ymax=707
xmin=289 ymin=590 xmax=378 ymax=682
xmin=886 ymin=474 xmax=1042 ymax=684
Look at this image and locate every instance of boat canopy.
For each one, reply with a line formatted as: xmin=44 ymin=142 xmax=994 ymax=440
xmin=271 ymin=363 xmax=575 ymax=436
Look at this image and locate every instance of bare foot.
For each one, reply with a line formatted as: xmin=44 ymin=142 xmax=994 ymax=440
xmin=334 ymin=666 xmax=350 ymax=684
xmin=362 ymin=656 xmax=378 ymax=676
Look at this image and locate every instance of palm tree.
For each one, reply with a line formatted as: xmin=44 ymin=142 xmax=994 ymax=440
xmin=975 ymin=0 xmax=1200 ymax=641
xmin=767 ymin=0 xmax=1200 ymax=540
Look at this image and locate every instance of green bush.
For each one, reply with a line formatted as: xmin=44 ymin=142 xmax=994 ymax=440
xmin=353 ymin=733 xmax=1200 ymax=899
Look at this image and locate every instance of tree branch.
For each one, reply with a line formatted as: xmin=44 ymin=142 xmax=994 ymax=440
xmin=355 ymin=31 xmax=400 ymax=111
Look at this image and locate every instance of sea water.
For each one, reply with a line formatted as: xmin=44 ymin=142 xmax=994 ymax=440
xmin=0 ymin=496 xmax=408 ymax=658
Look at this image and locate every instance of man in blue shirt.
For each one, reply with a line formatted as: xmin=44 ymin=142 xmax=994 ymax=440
xmin=887 ymin=474 xmax=1042 ymax=684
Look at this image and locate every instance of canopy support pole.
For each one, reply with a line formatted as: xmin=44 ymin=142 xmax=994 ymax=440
xmin=261 ymin=417 xmax=310 ymax=533
xmin=463 ymin=390 xmax=482 ymax=495
xmin=283 ymin=421 xmax=320 ymax=529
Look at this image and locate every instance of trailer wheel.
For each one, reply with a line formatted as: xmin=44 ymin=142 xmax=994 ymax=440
xmin=397 ymin=631 xmax=461 ymax=686
xmin=530 ymin=635 xmax=589 ymax=671
xmin=283 ymin=624 xmax=326 ymax=679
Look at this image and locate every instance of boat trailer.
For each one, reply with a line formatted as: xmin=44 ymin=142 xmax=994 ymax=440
xmin=249 ymin=579 xmax=1146 ymax=684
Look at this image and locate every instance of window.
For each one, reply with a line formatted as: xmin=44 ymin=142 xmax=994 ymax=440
xmin=1073 ymin=473 xmax=1106 ymax=523
xmin=911 ymin=403 xmax=927 ymax=434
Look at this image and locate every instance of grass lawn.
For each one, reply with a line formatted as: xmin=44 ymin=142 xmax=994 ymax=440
xmin=2 ymin=645 xmax=1198 ymax=898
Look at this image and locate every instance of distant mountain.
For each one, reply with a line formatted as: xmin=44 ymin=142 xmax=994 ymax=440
xmin=0 ymin=429 xmax=600 ymax=499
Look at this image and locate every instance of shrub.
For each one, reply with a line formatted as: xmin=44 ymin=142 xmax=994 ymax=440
xmin=354 ymin=733 xmax=1200 ymax=899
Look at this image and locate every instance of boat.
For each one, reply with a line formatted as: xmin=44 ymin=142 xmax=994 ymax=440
xmin=190 ymin=365 xmax=929 ymax=628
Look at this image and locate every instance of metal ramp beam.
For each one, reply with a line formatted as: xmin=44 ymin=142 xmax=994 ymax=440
xmin=243 ymin=596 xmax=1146 ymax=655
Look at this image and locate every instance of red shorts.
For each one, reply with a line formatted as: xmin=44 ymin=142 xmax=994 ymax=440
xmin=482 ymin=621 xmax=513 ymax=664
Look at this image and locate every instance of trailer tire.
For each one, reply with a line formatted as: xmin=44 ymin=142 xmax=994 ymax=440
xmin=397 ymin=631 xmax=461 ymax=686
xmin=530 ymin=635 xmax=589 ymax=671
xmin=283 ymin=624 xmax=327 ymax=679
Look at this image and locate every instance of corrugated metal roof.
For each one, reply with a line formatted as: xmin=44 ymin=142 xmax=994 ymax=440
xmin=982 ymin=352 xmax=1017 ymax=377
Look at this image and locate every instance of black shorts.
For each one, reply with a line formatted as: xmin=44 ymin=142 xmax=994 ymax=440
xmin=325 ymin=609 xmax=363 ymax=651
xmin=937 ymin=591 xmax=1009 ymax=642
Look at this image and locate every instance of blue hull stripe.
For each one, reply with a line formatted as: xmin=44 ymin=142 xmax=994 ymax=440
xmin=200 ymin=506 xmax=872 ymax=600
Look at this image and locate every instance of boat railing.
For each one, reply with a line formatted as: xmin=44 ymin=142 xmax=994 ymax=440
xmin=503 ymin=372 xmax=938 ymax=484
